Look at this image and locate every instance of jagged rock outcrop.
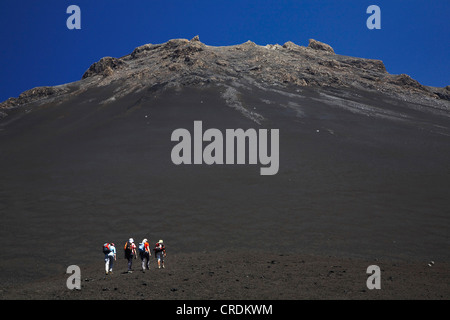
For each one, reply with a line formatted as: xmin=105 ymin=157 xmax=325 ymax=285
xmin=82 ymin=57 xmax=126 ymax=79
xmin=282 ymin=41 xmax=302 ymax=50
xmin=387 ymin=74 xmax=425 ymax=90
xmin=0 ymin=86 xmax=67 ymax=110
xmin=307 ymin=39 xmax=335 ymax=54
xmin=1 ymin=37 xmax=448 ymax=114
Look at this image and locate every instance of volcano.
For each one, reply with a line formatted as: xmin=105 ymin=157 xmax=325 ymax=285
xmin=0 ymin=37 xmax=449 ymax=298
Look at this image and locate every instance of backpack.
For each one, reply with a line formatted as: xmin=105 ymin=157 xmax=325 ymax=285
xmin=103 ymin=243 xmax=111 ymax=254
xmin=124 ymin=242 xmax=133 ymax=255
xmin=138 ymin=243 xmax=145 ymax=252
xmin=154 ymin=243 xmax=164 ymax=253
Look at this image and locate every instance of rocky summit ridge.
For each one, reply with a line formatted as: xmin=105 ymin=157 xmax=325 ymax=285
xmin=1 ymin=36 xmax=449 ymax=118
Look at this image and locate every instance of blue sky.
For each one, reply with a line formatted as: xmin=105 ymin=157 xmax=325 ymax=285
xmin=0 ymin=0 xmax=448 ymax=102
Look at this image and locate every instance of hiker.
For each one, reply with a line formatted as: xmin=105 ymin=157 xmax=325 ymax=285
xmin=154 ymin=239 xmax=166 ymax=269
xmin=124 ymin=238 xmax=137 ymax=273
xmin=103 ymin=242 xmax=116 ymax=275
xmin=138 ymin=238 xmax=151 ymax=272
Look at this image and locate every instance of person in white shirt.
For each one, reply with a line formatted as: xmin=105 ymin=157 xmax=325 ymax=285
xmin=104 ymin=243 xmax=116 ymax=275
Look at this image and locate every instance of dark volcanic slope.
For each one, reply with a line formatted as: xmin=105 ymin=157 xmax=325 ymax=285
xmin=2 ymin=251 xmax=449 ymax=300
xmin=0 ymin=37 xmax=449 ymax=293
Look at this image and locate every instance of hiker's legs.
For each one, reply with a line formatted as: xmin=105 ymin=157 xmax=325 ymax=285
xmin=156 ymin=252 xmax=164 ymax=268
xmin=109 ymin=256 xmax=114 ymax=272
xmin=105 ymin=256 xmax=110 ymax=273
xmin=127 ymin=255 xmax=133 ymax=271
xmin=141 ymin=254 xmax=148 ymax=271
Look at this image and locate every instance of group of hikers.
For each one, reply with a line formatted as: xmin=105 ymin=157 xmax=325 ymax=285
xmin=103 ymin=238 xmax=166 ymax=274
